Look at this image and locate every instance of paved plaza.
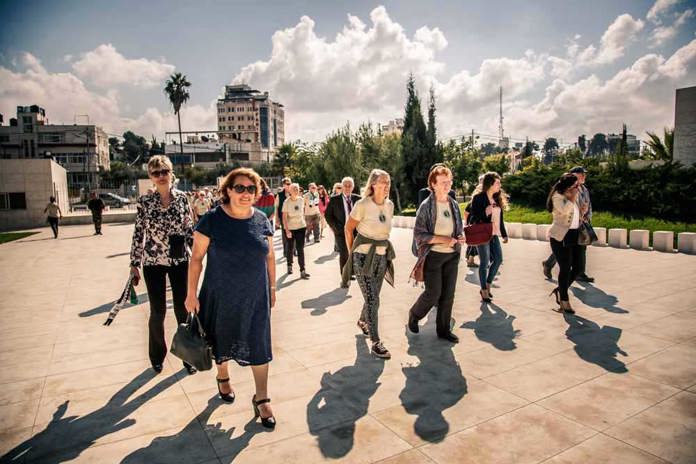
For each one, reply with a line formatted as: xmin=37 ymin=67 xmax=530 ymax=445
xmin=0 ymin=222 xmax=695 ymax=464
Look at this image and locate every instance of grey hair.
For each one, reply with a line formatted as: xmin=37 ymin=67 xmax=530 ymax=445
xmin=363 ymin=169 xmax=391 ymax=197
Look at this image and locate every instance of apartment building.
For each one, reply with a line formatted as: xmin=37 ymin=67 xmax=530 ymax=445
xmin=0 ymin=105 xmax=110 ymax=189
xmin=217 ymin=84 xmax=285 ymax=163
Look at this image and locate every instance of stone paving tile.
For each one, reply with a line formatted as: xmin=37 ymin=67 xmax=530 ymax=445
xmin=0 ymin=426 xmax=33 ymax=462
xmin=419 ymin=404 xmax=595 ymax=464
xmin=1 ymin=224 xmax=695 ymax=463
xmin=373 ymin=377 xmax=528 ymax=446
xmin=0 ymin=399 xmax=40 ymax=433
xmin=483 ymin=351 xmax=606 ymax=402
xmin=217 ymin=415 xmax=412 ymax=464
xmin=628 ymin=341 xmax=696 ymax=389
xmin=538 ymin=373 xmax=679 ymax=431
xmin=605 ymin=391 xmax=696 ymax=464
xmin=376 ymin=449 xmax=435 ymax=463
xmin=541 ymin=433 xmax=669 ymax=463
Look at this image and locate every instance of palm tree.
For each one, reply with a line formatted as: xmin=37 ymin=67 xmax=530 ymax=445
xmin=163 ymin=73 xmax=191 ymax=159
xmin=645 ymin=127 xmax=674 ymax=161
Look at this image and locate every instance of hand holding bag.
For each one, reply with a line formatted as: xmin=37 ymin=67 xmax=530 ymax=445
xmin=170 ymin=313 xmax=213 ymax=371
xmin=578 ymin=222 xmax=598 ymax=246
xmin=463 ymin=222 xmax=493 ymax=246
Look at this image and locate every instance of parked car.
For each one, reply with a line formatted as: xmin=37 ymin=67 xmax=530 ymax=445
xmin=99 ymin=193 xmax=131 ymax=208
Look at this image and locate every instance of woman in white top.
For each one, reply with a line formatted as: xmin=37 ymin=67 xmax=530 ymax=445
xmin=547 ymin=173 xmax=587 ymax=314
xmin=44 ymin=196 xmax=63 ymax=239
xmin=282 ymin=183 xmax=310 ymax=279
xmin=345 ymin=169 xmax=394 ymax=359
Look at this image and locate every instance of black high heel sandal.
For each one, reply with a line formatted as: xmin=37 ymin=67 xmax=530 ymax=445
xmin=357 ymin=320 xmax=369 ymax=336
xmin=216 ymin=378 xmax=235 ymax=403
xmin=480 ymin=289 xmax=492 ymax=303
xmin=252 ymin=395 xmax=276 ymax=429
xmin=549 ymin=288 xmax=561 ymax=305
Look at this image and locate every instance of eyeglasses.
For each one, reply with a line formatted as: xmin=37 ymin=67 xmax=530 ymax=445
xmin=231 ymin=184 xmax=257 ymax=194
xmin=150 ymin=169 xmax=171 ymax=178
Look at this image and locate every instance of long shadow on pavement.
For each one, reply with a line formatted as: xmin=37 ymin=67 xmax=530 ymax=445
xmin=400 ymin=318 xmax=468 ymax=443
xmin=121 ymin=396 xmax=265 ymax=464
xmin=301 ymin=287 xmax=351 ymax=316
xmin=564 ymin=314 xmax=628 ymax=373
xmin=461 ymin=302 xmax=520 ymax=351
xmin=571 ymin=283 xmax=628 ymax=313
xmin=306 ymin=335 xmax=384 ymax=458
xmin=314 ymin=251 xmax=338 ymax=265
xmin=0 ymin=370 xmax=179 ymax=464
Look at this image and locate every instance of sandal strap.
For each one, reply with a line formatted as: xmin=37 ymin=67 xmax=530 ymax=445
xmin=254 ymin=398 xmax=271 ymax=405
xmin=216 ymin=377 xmax=230 ymax=383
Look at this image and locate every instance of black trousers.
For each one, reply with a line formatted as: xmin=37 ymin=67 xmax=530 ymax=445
xmin=550 ymin=229 xmax=582 ymax=301
xmin=48 ymin=217 xmax=59 ymax=238
xmin=335 ymin=232 xmax=349 ymax=275
xmin=282 ymin=228 xmax=290 ymax=259
xmin=92 ymin=214 xmax=102 ymax=233
xmin=545 ymin=244 xmax=587 ymax=275
xmin=409 ymin=251 xmax=460 ymax=336
xmin=286 ymin=227 xmax=306 ymax=271
xmin=142 ymin=261 xmax=190 ymax=367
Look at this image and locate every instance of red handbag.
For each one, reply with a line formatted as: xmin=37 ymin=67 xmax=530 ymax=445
xmin=463 ymin=222 xmax=493 ymax=246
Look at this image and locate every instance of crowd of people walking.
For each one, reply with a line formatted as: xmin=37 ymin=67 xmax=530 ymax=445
xmin=120 ymin=154 xmax=596 ymax=430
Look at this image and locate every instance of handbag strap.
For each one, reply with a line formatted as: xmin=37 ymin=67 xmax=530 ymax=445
xmin=187 ymin=312 xmax=207 ymax=338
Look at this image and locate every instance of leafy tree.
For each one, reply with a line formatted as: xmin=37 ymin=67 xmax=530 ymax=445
xmin=577 ymin=135 xmax=587 ymax=154
xmin=164 ymin=72 xmax=191 ymax=158
xmin=482 ymin=154 xmax=510 ymax=176
xmin=645 ymin=127 xmax=674 ymax=161
xmin=401 ymin=74 xmax=429 ymax=206
xmin=543 ymin=137 xmax=559 ymax=164
xmin=108 ymin=137 xmax=122 ymax=161
xmin=588 ymin=133 xmax=608 ymax=157
xmin=521 ymin=140 xmax=539 ymax=158
xmin=443 ymin=137 xmax=483 ymax=193
xmin=122 ymin=131 xmax=148 ymax=164
xmin=273 ymin=143 xmax=296 ymax=176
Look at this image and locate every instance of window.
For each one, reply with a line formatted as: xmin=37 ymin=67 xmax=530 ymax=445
xmin=0 ymin=192 xmax=27 ymax=210
xmin=39 ymin=133 xmax=64 ymax=143
xmin=228 ymin=116 xmax=232 ymax=121
xmin=0 ymin=135 xmax=10 ymax=143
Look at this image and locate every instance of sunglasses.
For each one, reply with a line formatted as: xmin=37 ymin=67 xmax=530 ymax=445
xmin=231 ymin=184 xmax=257 ymax=194
xmin=150 ymin=169 xmax=171 ymax=178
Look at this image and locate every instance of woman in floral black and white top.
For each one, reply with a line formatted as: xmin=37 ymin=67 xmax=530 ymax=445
xmin=129 ymin=155 xmax=196 ymax=375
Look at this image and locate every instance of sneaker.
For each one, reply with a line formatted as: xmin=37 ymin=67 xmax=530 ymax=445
xmin=300 ymin=271 xmax=310 ymax=279
xmin=357 ymin=320 xmax=369 ymax=336
xmin=371 ymin=342 xmax=391 ymax=359
xmin=438 ymin=332 xmax=459 ymax=343
xmin=287 ymin=265 xmax=293 ymax=275
xmin=542 ymin=261 xmax=552 ymax=280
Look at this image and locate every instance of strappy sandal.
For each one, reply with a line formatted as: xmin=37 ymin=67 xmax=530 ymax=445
xmin=216 ymin=377 xmax=235 ymax=403
xmin=252 ymin=395 xmax=276 ymax=429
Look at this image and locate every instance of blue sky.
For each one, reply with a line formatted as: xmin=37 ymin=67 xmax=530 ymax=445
xmin=1 ymin=0 xmax=694 ymax=143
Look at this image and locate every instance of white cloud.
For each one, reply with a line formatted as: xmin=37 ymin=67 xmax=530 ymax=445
xmin=649 ymin=8 xmax=694 ymax=47
xmin=0 ymin=52 xmax=212 ymax=140
xmin=647 ymin=0 xmax=680 ymax=23
xmin=576 ymin=14 xmax=645 ymax=66
xmin=504 ymin=39 xmax=696 ymax=141
xmin=72 ymin=44 xmax=175 ymax=88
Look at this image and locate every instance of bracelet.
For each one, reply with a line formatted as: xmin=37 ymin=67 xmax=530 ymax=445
xmin=270 ymin=286 xmax=276 ymax=290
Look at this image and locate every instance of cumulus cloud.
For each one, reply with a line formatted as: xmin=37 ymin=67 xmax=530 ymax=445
xmin=647 ymin=0 xmax=680 ymax=23
xmin=72 ymin=44 xmax=175 ymax=88
xmin=576 ymin=14 xmax=645 ymax=66
xmin=649 ymin=8 xmax=694 ymax=47
xmin=505 ymin=39 xmax=696 ymax=140
xmin=0 ymin=52 xmax=213 ymax=139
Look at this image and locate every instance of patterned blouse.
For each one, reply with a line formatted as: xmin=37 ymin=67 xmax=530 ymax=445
xmin=129 ymin=189 xmax=194 ymax=267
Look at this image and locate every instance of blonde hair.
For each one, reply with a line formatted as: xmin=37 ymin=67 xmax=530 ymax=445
xmin=363 ymin=169 xmax=391 ymax=197
xmin=147 ymin=155 xmax=173 ymax=173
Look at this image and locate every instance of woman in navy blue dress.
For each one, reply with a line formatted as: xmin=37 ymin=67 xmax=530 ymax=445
xmin=185 ymin=167 xmax=277 ymax=428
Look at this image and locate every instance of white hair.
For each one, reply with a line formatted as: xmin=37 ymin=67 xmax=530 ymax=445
xmin=341 ymin=177 xmax=354 ymax=186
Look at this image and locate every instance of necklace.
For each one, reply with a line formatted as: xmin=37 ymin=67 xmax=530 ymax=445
xmin=372 ymin=197 xmax=388 ymax=223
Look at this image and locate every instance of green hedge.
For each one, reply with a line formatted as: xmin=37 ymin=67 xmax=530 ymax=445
xmin=502 ymin=161 xmax=696 ymax=223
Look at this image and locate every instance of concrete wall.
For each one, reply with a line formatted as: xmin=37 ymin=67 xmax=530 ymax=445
xmin=674 ymin=86 xmax=696 ymax=166
xmin=0 ymin=159 xmax=69 ymax=231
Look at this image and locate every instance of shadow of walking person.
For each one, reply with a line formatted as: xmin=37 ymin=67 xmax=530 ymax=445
xmin=571 ymin=283 xmax=628 ymax=314
xmin=121 ymin=396 xmax=262 ymax=464
xmin=0 ymin=369 xmax=179 ymax=464
xmin=460 ymin=302 xmax=520 ymax=351
xmin=400 ymin=318 xmax=468 ymax=443
xmin=306 ymin=335 xmax=384 ymax=458
xmin=564 ymin=314 xmax=628 ymax=373
xmin=301 ymin=288 xmax=351 ymax=316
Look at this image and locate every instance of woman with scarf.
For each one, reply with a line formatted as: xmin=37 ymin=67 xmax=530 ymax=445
xmin=407 ymin=165 xmax=465 ymax=343
xmin=343 ymin=169 xmax=396 ymax=359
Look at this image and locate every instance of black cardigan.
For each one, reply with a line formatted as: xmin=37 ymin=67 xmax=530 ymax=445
xmin=469 ymin=192 xmax=508 ymax=239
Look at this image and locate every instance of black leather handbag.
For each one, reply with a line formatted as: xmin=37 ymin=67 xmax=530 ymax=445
xmin=170 ymin=313 xmax=213 ymax=371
